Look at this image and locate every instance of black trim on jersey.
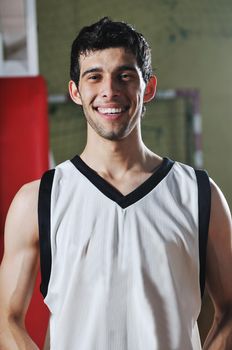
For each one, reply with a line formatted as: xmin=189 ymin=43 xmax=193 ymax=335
xmin=38 ymin=169 xmax=55 ymax=298
xmin=70 ymin=156 xmax=175 ymax=209
xmin=195 ymin=169 xmax=211 ymax=298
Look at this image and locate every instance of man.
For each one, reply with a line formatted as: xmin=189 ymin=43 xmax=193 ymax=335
xmin=0 ymin=17 xmax=231 ymax=350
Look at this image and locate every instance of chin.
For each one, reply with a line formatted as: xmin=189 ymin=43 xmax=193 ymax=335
xmin=87 ymin=117 xmax=132 ymax=141
xmin=99 ymin=132 xmax=126 ymax=141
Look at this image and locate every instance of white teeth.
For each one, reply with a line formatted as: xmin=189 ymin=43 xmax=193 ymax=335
xmin=98 ymin=107 xmax=123 ymax=114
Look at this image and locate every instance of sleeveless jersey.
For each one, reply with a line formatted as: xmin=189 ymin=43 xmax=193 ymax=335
xmin=38 ymin=156 xmax=211 ymax=350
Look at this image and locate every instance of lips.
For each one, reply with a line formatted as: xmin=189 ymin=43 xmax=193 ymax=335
xmin=95 ymin=105 xmax=129 ymax=118
xmin=97 ymin=107 xmax=124 ymax=114
xmin=95 ymin=107 xmax=127 ymax=120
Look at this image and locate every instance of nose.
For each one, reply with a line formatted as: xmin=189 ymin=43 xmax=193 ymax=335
xmin=100 ymin=76 xmax=120 ymax=99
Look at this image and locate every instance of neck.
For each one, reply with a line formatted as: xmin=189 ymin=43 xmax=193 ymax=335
xmin=80 ymin=125 xmax=161 ymax=178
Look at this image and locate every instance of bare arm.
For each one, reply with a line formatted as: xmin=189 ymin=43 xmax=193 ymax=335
xmin=203 ymin=179 xmax=232 ymax=349
xmin=0 ymin=181 xmax=40 ymax=350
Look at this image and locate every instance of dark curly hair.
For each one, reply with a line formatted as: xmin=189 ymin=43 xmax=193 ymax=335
xmin=70 ymin=17 xmax=153 ymax=86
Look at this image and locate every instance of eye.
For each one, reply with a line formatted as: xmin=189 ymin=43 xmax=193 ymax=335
xmin=120 ymin=73 xmax=131 ymax=81
xmin=88 ymin=74 xmax=101 ymax=81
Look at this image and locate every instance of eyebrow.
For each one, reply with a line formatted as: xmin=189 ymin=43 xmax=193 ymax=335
xmin=117 ymin=65 xmax=137 ymax=72
xmin=81 ymin=65 xmax=137 ymax=78
xmin=81 ymin=67 xmax=103 ymax=78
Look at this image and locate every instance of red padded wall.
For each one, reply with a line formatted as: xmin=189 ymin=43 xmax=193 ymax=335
xmin=0 ymin=76 xmax=49 ymax=349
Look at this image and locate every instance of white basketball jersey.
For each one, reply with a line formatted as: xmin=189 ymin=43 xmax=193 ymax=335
xmin=38 ymin=156 xmax=211 ymax=350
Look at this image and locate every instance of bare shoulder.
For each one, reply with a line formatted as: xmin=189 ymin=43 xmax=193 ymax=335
xmin=209 ymin=178 xmax=231 ymax=239
xmin=4 ymin=179 xmax=41 ymax=250
xmin=7 ymin=179 xmax=41 ymax=228
xmin=206 ymin=179 xmax=232 ymax=312
xmin=16 ymin=179 xmax=41 ymax=201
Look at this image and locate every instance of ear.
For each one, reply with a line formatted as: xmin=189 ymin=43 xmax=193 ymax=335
xmin=68 ymin=80 xmax=82 ymax=105
xmin=143 ymin=75 xmax=157 ymax=103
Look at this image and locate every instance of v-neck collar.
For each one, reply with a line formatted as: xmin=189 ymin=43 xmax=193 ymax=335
xmin=70 ymin=155 xmax=175 ymax=209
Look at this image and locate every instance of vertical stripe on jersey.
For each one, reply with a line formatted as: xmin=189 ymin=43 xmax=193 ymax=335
xmin=38 ymin=169 xmax=55 ymax=298
xmin=195 ymin=169 xmax=211 ymax=298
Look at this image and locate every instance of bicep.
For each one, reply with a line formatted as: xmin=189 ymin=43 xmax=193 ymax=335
xmin=0 ymin=181 xmax=40 ymax=321
xmin=206 ymin=179 xmax=232 ymax=311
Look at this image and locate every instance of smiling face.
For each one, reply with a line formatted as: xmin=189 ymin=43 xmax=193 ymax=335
xmin=69 ymin=47 xmax=156 ymax=141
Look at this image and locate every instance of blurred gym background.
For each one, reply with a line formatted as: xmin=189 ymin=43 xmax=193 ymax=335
xmin=1 ymin=0 xmax=232 ymax=348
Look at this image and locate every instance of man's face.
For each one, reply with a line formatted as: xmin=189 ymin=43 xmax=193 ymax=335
xmin=72 ymin=47 xmax=148 ymax=141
